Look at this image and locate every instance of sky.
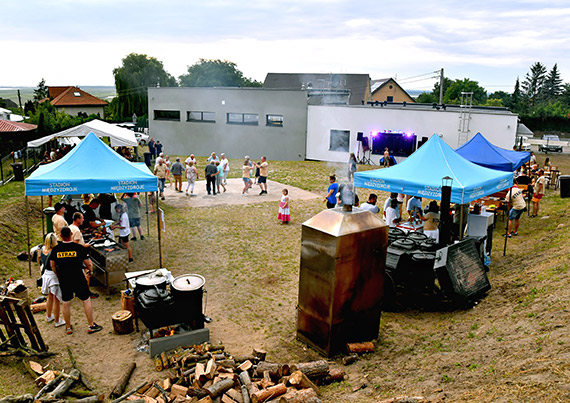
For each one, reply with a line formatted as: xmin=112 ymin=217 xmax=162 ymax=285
xmin=2 ymin=0 xmax=570 ymax=93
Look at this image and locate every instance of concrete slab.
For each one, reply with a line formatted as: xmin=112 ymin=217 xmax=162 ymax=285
xmin=159 ymin=178 xmax=320 ymax=208
xmin=149 ymin=327 xmax=209 ymax=357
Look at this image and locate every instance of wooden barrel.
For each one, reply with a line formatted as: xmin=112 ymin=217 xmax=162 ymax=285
xmin=112 ymin=310 xmax=134 ymax=334
xmin=121 ymin=290 xmax=135 ymax=316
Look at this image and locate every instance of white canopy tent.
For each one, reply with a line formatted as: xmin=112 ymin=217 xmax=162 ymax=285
xmin=27 ymin=119 xmax=137 ymax=148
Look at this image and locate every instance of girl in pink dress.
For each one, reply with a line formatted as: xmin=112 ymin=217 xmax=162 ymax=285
xmin=278 ymin=189 xmax=290 ymax=224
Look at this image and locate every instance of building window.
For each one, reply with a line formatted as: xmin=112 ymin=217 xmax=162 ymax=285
xmin=227 ymin=113 xmax=259 ymax=125
xmin=266 ymin=114 xmax=283 ymax=127
xmin=387 ymin=96 xmax=394 ymax=102
xmin=329 ymin=130 xmax=350 ymax=152
xmin=154 ymin=110 xmax=180 ymax=121
xmin=187 ymin=111 xmax=215 ymax=122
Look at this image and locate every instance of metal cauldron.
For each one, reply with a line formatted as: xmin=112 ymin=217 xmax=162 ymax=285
xmin=171 ymin=274 xmax=206 ymax=330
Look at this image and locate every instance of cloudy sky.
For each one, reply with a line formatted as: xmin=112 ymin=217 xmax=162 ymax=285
xmin=2 ymin=0 xmax=570 ymax=93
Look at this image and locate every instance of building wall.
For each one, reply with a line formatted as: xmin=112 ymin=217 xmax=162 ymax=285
xmin=148 ymin=87 xmax=308 ymax=161
xmin=306 ymin=105 xmax=518 ymax=164
xmin=371 ymin=80 xmax=414 ymax=103
xmin=56 ymin=106 xmax=105 ymax=117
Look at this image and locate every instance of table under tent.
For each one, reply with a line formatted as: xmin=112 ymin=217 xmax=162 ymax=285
xmin=353 ymin=134 xmax=514 ymax=308
xmin=24 ymin=132 xmax=161 ymax=291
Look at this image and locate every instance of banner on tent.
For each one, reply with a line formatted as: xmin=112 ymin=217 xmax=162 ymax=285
xmin=42 ymin=182 xmax=78 ymax=194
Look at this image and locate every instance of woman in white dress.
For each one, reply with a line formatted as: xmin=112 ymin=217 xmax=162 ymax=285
xmin=278 ymin=189 xmax=290 ymax=224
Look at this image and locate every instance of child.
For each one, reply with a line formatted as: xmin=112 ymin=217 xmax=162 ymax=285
xmin=112 ymin=204 xmax=133 ymax=262
xmin=278 ymin=189 xmax=290 ymax=224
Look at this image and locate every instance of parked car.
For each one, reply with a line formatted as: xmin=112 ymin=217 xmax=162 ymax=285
xmin=515 ymin=136 xmax=531 ymax=151
xmin=135 ymin=132 xmax=150 ymax=146
xmin=539 ymin=134 xmax=563 ymax=153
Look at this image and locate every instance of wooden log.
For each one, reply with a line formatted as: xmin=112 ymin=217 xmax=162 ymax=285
xmin=195 ymin=363 xmax=207 ymax=384
xmin=346 ymin=342 xmax=374 ymax=354
xmin=0 ymin=394 xmax=34 ymax=403
xmin=277 ymin=388 xmax=318 ymax=403
xmin=110 ymin=362 xmax=137 ymax=398
xmin=112 ymin=310 xmax=134 ymax=334
xmin=238 ymin=371 xmax=252 ymax=389
xmin=250 ymin=385 xmax=286 ymax=403
xmin=170 ymin=385 xmax=188 ymax=398
xmin=237 ymin=361 xmax=252 ymax=372
xmin=109 ymin=382 xmax=149 ymax=403
xmin=341 ymin=355 xmax=358 ymax=365
xmin=323 ymin=368 xmax=344 ymax=384
xmin=254 ymin=362 xmax=281 ymax=379
xmin=162 ymin=378 xmax=171 ymax=392
xmin=152 ymin=382 xmax=169 ymax=403
xmin=288 ymin=361 xmax=328 ymax=380
xmin=205 ymin=359 xmax=216 ymax=379
xmin=35 ymin=374 xmax=64 ymax=400
xmin=204 ymin=378 xmax=234 ymax=398
xmin=211 ymin=353 xmax=225 ymax=361
xmin=206 ymin=344 xmax=225 ymax=352
xmin=288 ymin=371 xmax=319 ymax=395
xmin=233 ymin=356 xmax=257 ymax=364
xmin=225 ymin=389 xmax=242 ymax=403
xmin=217 ymin=359 xmax=236 ymax=369
xmin=240 ymin=385 xmax=250 ymax=403
xmin=31 ymin=302 xmax=47 ymax=313
xmin=155 ymin=356 xmax=164 ymax=372
xmin=161 ymin=352 xmax=170 ymax=369
xmin=144 ymin=387 xmax=160 ymax=399
xmin=50 ymin=368 xmax=80 ymax=399
xmin=197 ymin=397 xmax=212 ymax=403
xmin=35 ymin=370 xmax=56 ymax=386
xmin=251 ymin=349 xmax=266 ymax=362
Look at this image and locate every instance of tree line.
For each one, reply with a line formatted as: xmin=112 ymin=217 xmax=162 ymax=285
xmin=416 ymin=62 xmax=570 ymax=132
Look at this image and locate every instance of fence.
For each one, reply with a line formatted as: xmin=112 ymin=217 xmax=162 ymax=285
xmin=0 ymin=147 xmax=42 ymax=185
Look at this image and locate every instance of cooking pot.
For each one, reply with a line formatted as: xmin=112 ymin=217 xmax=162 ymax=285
xmin=171 ymin=274 xmax=206 ymax=330
xmin=135 ymin=272 xmax=167 ymax=291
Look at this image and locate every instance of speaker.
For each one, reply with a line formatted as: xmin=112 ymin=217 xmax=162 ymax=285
xmin=361 ymin=137 xmax=369 ymax=152
xmin=357 ymin=132 xmax=364 ymax=141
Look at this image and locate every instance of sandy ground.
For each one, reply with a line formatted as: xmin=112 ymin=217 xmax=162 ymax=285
xmin=160 ymin=178 xmax=320 ymax=208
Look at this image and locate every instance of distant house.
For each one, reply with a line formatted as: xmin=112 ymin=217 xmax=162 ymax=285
xmin=370 ymin=78 xmax=414 ymax=103
xmin=46 ymin=86 xmax=107 ymax=117
xmin=0 ymin=120 xmax=37 ymax=151
xmin=263 ymin=73 xmax=371 ymax=105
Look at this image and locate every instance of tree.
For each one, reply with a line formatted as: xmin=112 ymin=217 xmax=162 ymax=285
xmin=443 ymin=78 xmax=487 ymax=105
xmin=33 ymin=78 xmax=49 ymax=104
xmin=542 ymin=63 xmax=563 ymax=100
xmin=415 ymin=92 xmax=437 ymax=103
xmin=488 ymin=90 xmax=511 ymax=107
xmin=179 ymin=59 xmax=261 ymax=88
xmin=521 ymin=62 xmax=547 ymax=106
xmin=111 ymin=53 xmax=177 ymax=121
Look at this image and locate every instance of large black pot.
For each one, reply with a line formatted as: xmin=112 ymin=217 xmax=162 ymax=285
xmin=171 ymin=274 xmax=206 ymax=330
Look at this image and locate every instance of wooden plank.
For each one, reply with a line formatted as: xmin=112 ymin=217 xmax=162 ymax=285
xmin=0 ymin=298 xmax=24 ymax=347
xmin=14 ymin=300 xmax=40 ymax=351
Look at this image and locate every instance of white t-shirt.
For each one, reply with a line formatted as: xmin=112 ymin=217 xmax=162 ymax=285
xmin=185 ymin=157 xmax=197 ymax=166
xmin=118 ymin=212 xmax=131 ymax=237
xmin=360 ymin=202 xmax=379 ymax=214
xmin=221 ymin=158 xmax=230 ymax=172
xmin=385 ymin=207 xmax=400 ymax=228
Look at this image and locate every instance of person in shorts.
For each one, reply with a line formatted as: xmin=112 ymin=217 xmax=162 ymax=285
xmin=531 ymin=169 xmax=545 ymax=217
xmin=112 ymin=204 xmax=133 ymax=262
xmin=49 ymin=227 xmax=102 ymax=335
xmin=255 ymin=156 xmax=269 ymax=195
xmin=242 ymin=159 xmax=253 ymax=195
xmin=505 ymin=179 xmax=526 ymax=237
xmin=122 ymin=193 xmax=144 ymax=241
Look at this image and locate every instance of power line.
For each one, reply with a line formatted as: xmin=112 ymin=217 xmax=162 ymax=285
xmin=398 ymin=70 xmax=440 ymax=82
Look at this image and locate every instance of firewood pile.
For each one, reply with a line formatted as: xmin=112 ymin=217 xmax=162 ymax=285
xmin=114 ymin=344 xmax=344 ymax=403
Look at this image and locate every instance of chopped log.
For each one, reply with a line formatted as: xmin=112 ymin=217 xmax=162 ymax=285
xmin=65 ymin=390 xmax=98 ymax=398
xmin=50 ymin=368 xmax=81 ymax=399
xmin=197 ymin=397 xmax=212 ymax=403
xmin=152 ymin=383 xmax=169 ymax=403
xmin=29 ymin=360 xmax=44 ymax=375
xmin=250 ymin=384 xmax=286 ymax=403
xmin=140 ymin=397 xmax=157 ymax=403
xmin=137 ymin=383 xmax=153 ymax=395
xmin=233 ymin=355 xmax=257 ymax=364
xmin=35 ymin=370 xmax=56 ymax=386
xmin=0 ymin=394 xmax=34 ymax=403
xmin=109 ymin=382 xmax=149 ymax=403
xmin=254 ymin=362 xmax=281 ymax=379
xmin=205 ymin=359 xmax=216 ymax=379
xmin=31 ymin=302 xmax=47 ymax=313
xmin=240 ymin=385 xmax=250 ymax=403
xmin=237 ymin=361 xmax=252 ymax=372
xmin=277 ymin=377 xmax=289 ymax=386
xmin=225 ymin=389 xmax=242 ymax=403
xmin=346 ymin=342 xmax=374 ymax=354
xmin=144 ymin=387 xmax=160 ymax=399
xmin=221 ymin=396 xmax=237 ymax=403
xmin=341 ymin=355 xmax=358 ymax=366
xmin=323 ymin=368 xmax=344 ymax=384
xmin=35 ymin=374 xmax=64 ymax=400
xmin=277 ymin=388 xmax=318 ymax=403
xmin=112 ymin=310 xmax=134 ymax=334
xmin=170 ymin=385 xmax=188 ymax=398
xmin=155 ymin=356 xmax=164 ymax=372
xmin=204 ymin=378 xmax=235 ymax=398
xmin=217 ymin=373 xmax=238 ymax=382
xmin=206 ymin=344 xmax=225 ymax=352
xmin=217 ymin=359 xmax=236 ymax=369
xmin=110 ymin=362 xmax=137 ymax=398
xmin=162 ymin=378 xmax=171 ymax=391
xmin=288 ymin=361 xmax=328 ymax=380
xmin=182 ymin=366 xmax=197 ymax=377
xmin=252 ymin=349 xmax=266 ymax=362
xmin=161 ymin=352 xmax=170 ymax=369
xmin=288 ymin=371 xmax=319 ymax=395
xmin=211 ymin=354 xmax=225 ymax=361
xmin=195 ymin=363 xmax=207 ymax=384
xmin=238 ymin=371 xmax=251 ymax=389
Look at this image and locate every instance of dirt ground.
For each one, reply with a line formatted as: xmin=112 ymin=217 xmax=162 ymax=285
xmin=3 ymin=156 xmax=570 ymax=402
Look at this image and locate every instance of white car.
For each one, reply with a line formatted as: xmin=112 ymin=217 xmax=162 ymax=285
xmin=135 ymin=132 xmax=150 ymax=146
xmin=516 ymin=136 xmax=531 ymax=151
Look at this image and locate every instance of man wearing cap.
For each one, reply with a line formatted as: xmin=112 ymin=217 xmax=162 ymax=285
xmin=52 ymin=203 xmax=69 ymax=240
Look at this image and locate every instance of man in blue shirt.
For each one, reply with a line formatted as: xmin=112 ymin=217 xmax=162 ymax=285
xmin=324 ymin=175 xmax=339 ymax=209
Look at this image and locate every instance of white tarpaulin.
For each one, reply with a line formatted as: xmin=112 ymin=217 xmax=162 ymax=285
xmin=27 ymin=119 xmax=137 ymax=148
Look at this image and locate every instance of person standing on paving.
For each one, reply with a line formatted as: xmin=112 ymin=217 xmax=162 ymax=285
xmin=255 ymin=156 xmax=269 ymax=195
xmin=205 ymin=160 xmax=218 ymax=195
xmin=170 ymin=157 xmax=185 ymax=193
xmin=49 ymin=227 xmax=102 ymax=335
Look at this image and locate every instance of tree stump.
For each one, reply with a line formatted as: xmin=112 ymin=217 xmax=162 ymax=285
xmin=112 ymin=311 xmax=134 ymax=335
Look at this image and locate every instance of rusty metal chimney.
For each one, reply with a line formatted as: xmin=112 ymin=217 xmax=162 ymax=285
xmin=297 ymin=207 xmax=388 ymax=356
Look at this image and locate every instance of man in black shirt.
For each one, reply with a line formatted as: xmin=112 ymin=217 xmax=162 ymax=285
xmin=49 ymin=227 xmax=102 ymax=335
xmin=81 ymin=199 xmax=105 ymax=232
xmin=205 ymin=161 xmax=218 ymax=195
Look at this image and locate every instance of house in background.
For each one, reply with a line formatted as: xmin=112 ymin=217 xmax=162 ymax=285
xmin=370 ymin=78 xmax=414 ymax=103
xmin=46 ymin=86 xmax=107 ymax=117
xmin=263 ymin=73 xmax=371 ymax=105
xmin=0 ymin=120 xmax=37 ymax=152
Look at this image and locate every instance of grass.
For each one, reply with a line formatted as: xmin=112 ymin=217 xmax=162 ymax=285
xmin=1 ymin=151 xmax=570 ymax=401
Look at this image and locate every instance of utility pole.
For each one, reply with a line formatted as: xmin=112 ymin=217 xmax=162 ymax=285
xmin=438 ymin=68 xmax=444 ymax=104
xmin=17 ymin=89 xmax=23 ymax=112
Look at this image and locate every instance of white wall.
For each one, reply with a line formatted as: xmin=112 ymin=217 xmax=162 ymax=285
xmin=307 ymin=105 xmax=518 ymax=164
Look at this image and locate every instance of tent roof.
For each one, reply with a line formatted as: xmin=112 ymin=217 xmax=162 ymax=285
xmin=354 ymin=134 xmax=513 ymax=204
xmin=455 ymin=132 xmax=530 ymax=172
xmin=27 ymin=119 xmax=137 ymax=148
xmin=25 ymin=132 xmax=157 ymax=196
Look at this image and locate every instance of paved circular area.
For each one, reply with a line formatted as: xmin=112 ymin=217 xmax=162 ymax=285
xmin=159 ymin=178 xmax=320 ymax=208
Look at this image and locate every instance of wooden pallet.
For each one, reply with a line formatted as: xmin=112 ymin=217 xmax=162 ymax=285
xmin=0 ymin=296 xmax=47 ymax=352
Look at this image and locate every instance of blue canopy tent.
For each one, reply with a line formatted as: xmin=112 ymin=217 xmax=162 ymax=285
xmin=455 ymin=132 xmax=530 ymax=172
xmin=24 ymin=132 xmax=162 ymax=273
xmin=354 ymin=134 xmax=513 ymax=204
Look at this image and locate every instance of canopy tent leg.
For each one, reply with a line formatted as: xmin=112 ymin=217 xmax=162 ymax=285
xmin=503 ymin=198 xmax=511 ymax=256
xmin=40 ymin=196 xmax=45 ymax=239
xmin=26 ymin=196 xmax=31 ymax=277
xmin=156 ymin=191 xmax=163 ymax=268
xmin=145 ymin=192 xmax=150 ymax=237
xmin=459 ymin=205 xmax=465 ymax=241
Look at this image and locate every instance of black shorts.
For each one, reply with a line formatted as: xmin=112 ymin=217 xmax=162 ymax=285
xmin=119 ymin=235 xmax=130 ymax=243
xmin=258 ymin=176 xmax=267 ymax=184
xmin=60 ymin=275 xmax=90 ymax=302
